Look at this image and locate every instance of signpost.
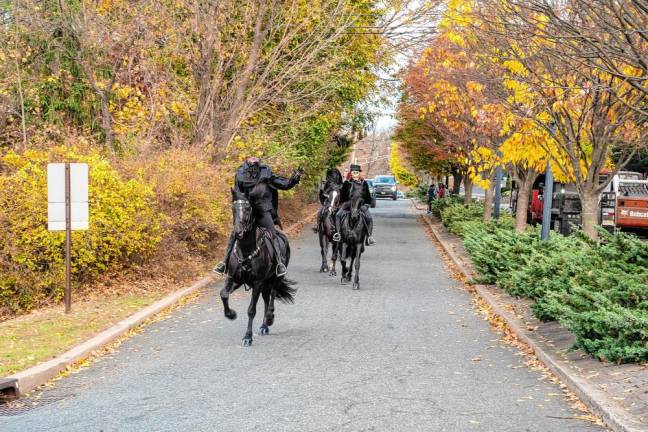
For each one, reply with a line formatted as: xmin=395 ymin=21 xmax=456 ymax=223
xmin=48 ymin=163 xmax=89 ymax=313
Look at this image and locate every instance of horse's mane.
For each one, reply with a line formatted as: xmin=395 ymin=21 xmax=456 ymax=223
xmin=326 ymin=168 xmax=343 ymax=185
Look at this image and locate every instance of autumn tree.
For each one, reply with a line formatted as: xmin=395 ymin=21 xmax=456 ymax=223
xmin=471 ymin=0 xmax=648 ymax=238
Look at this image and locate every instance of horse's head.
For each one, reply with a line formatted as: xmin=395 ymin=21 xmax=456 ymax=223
xmin=327 ymin=185 xmax=341 ymax=214
xmin=231 ymin=189 xmax=254 ymax=239
xmin=350 ymin=195 xmax=363 ymax=219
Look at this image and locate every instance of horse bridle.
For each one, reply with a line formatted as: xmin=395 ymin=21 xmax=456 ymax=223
xmin=231 ymin=198 xmax=266 ymax=273
xmin=232 ymin=199 xmax=254 ymax=234
xmin=327 ymin=190 xmax=339 ymax=215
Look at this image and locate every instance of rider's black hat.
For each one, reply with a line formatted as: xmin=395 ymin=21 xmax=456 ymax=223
xmin=350 ymin=164 xmax=362 ymax=172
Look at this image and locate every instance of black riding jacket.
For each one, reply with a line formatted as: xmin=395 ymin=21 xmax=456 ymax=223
xmin=340 ymin=179 xmax=372 ymax=206
xmin=234 ymin=162 xmax=299 ymax=224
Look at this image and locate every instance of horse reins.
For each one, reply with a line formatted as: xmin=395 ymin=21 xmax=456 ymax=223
xmin=232 ymin=231 xmax=267 ymax=270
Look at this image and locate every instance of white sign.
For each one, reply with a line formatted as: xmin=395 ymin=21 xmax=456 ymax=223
xmin=48 ymin=163 xmax=89 ymax=231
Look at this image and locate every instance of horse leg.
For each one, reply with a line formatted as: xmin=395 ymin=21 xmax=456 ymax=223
xmin=340 ymin=245 xmax=349 ymax=284
xmin=319 ymin=233 xmax=329 ymax=273
xmin=329 ymin=241 xmax=338 ymax=276
xmin=352 ymin=246 xmax=362 ymax=290
xmin=259 ymin=287 xmax=274 ymax=335
xmin=243 ymin=283 xmax=262 ymax=346
xmin=220 ymin=277 xmax=240 ymax=320
xmin=347 ymin=248 xmax=356 ymax=284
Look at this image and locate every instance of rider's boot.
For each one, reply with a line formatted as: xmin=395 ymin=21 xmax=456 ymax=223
xmin=270 ymin=234 xmax=287 ymax=277
xmin=332 ymin=211 xmax=341 ymax=242
xmin=213 ymin=233 xmax=236 ymax=275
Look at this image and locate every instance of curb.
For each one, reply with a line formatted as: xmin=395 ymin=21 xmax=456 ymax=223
xmin=410 ymin=198 xmax=427 ymax=211
xmin=2 ymin=209 xmax=318 ymax=400
xmin=420 ymin=215 xmax=645 ymax=432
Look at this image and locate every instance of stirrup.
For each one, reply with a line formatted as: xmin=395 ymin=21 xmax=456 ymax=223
xmin=276 ymin=262 xmax=287 ymax=277
xmin=213 ymin=261 xmax=227 ymax=275
xmin=332 ymin=232 xmax=341 ymax=242
xmin=367 ymin=236 xmax=376 ymax=246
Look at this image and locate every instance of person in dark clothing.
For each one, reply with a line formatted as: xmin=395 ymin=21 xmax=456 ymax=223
xmin=332 ymin=164 xmax=375 ymax=245
xmin=427 ymin=183 xmax=437 ymax=213
xmin=213 ymin=157 xmax=302 ymax=277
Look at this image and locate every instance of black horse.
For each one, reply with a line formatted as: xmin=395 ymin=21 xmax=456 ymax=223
xmin=338 ymin=195 xmax=369 ymax=290
xmin=317 ymin=184 xmax=341 ymax=275
xmin=219 ymin=189 xmax=296 ymax=346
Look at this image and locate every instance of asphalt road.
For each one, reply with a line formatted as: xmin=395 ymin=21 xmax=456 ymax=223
xmin=1 ymin=200 xmax=606 ymax=432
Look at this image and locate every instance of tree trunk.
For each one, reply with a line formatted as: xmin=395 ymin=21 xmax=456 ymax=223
xmin=580 ymin=188 xmax=600 ymax=240
xmin=451 ymin=172 xmax=463 ymax=195
xmin=515 ymin=176 xmax=535 ymax=232
xmin=483 ymin=173 xmax=495 ymax=222
xmin=464 ymin=176 xmax=473 ymax=204
xmin=100 ymin=91 xmax=114 ymax=151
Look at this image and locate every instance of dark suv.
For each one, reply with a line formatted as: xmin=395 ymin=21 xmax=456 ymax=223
xmin=365 ymin=179 xmax=377 ymax=208
xmin=373 ymin=175 xmax=398 ymax=200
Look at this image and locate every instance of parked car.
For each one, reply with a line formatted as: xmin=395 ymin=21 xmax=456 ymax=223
xmin=397 ymin=190 xmax=405 ymax=199
xmin=373 ymin=175 xmax=398 ymax=200
xmin=365 ymin=179 xmax=377 ymax=208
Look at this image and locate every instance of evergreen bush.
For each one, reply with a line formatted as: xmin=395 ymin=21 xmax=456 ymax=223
xmin=455 ymin=220 xmax=648 ymax=363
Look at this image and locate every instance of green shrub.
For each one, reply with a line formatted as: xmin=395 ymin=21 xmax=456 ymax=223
xmin=460 ymin=222 xmax=648 ymax=363
xmin=407 ymin=184 xmax=428 ymax=201
xmin=0 ymin=147 xmax=165 ymax=315
xmin=430 ymin=195 xmax=462 ymax=217
xmin=441 ymin=202 xmax=484 ymax=237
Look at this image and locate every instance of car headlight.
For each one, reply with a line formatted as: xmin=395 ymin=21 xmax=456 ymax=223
xmin=391 ymin=186 xmax=396 ymax=191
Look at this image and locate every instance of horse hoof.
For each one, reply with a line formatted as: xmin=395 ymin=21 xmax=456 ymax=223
xmin=330 ymin=270 xmax=336 ymax=277
xmin=259 ymin=325 xmax=269 ymax=335
xmin=224 ymin=310 xmax=237 ymax=321
xmin=266 ymin=315 xmax=275 ymax=326
xmin=242 ymin=338 xmax=253 ymax=347
xmin=352 ymin=282 xmax=360 ymax=290
xmin=340 ymin=276 xmax=346 ymax=284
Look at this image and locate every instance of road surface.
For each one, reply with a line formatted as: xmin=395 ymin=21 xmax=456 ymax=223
xmin=0 ymin=200 xmax=605 ymax=431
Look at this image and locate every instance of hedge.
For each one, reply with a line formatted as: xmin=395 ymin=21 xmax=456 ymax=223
xmin=0 ymin=147 xmax=164 ymax=315
xmin=456 ymin=218 xmax=648 ymax=364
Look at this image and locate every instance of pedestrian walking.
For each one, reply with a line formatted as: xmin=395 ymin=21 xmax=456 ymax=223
xmin=427 ymin=183 xmax=437 ymax=213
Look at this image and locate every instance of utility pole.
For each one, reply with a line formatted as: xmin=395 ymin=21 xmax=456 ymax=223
xmin=541 ymin=160 xmax=554 ymax=240
xmin=493 ymin=165 xmax=503 ymax=219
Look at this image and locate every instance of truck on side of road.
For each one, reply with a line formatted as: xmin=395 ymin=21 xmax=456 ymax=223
xmin=511 ymin=175 xmax=582 ymax=235
xmin=511 ymin=171 xmax=648 ymax=235
xmin=599 ymin=171 xmax=648 ymax=233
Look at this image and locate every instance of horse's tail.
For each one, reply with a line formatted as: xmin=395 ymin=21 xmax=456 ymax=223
xmin=274 ymin=277 xmax=297 ymax=304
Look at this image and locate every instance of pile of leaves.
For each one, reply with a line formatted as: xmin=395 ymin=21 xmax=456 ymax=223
xmin=461 ymin=222 xmax=648 ymax=363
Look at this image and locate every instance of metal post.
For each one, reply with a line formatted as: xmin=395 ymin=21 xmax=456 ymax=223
xmin=541 ymin=160 xmax=554 ymax=240
xmin=64 ymin=162 xmax=71 ymax=313
xmin=493 ymin=165 xmax=503 ymax=219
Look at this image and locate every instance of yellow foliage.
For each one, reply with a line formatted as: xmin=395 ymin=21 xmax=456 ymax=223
xmin=390 ymin=143 xmax=419 ymax=187
xmin=0 ymin=146 xmax=164 ymax=315
xmin=128 ymin=149 xmax=231 ymax=256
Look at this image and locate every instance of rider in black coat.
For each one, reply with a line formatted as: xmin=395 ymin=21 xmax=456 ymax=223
xmin=214 ymin=157 xmax=302 ymax=277
xmin=333 ymin=164 xmax=375 ymax=245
